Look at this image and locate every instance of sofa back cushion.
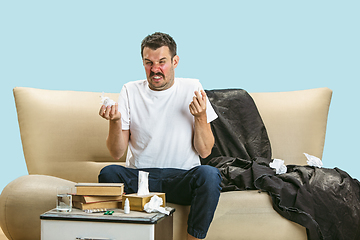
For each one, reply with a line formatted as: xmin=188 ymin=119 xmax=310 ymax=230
xmin=13 ymin=87 xmax=124 ymax=183
xmin=250 ymin=87 xmax=332 ymax=165
xmin=13 ymin=87 xmax=332 ymax=183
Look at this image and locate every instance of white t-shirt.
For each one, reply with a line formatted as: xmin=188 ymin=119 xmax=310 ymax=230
xmin=118 ymin=78 xmax=218 ymax=170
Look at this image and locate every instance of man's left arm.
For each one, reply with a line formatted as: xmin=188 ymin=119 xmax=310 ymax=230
xmin=189 ymin=90 xmax=215 ymax=158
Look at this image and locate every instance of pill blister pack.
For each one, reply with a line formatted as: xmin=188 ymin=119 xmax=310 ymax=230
xmin=83 ymin=208 xmax=108 ymax=214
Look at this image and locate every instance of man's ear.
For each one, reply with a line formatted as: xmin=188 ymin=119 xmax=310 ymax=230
xmin=173 ymin=55 xmax=179 ymax=68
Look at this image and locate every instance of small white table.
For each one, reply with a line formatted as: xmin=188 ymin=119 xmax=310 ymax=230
xmin=40 ymin=207 xmax=174 ymax=240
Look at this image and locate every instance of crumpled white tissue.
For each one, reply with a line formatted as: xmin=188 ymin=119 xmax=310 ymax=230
xmin=100 ymin=92 xmax=116 ymax=107
xmin=137 ymin=171 xmax=150 ymax=196
xmin=304 ymin=153 xmax=323 ymax=168
xmin=269 ymin=159 xmax=287 ymax=174
xmin=144 ymin=195 xmax=170 ymax=215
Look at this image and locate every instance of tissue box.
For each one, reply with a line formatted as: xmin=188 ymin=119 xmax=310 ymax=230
xmin=122 ymin=192 xmax=165 ymax=212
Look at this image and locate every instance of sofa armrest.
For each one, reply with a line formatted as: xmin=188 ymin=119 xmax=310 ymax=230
xmin=0 ymin=175 xmax=75 ymax=240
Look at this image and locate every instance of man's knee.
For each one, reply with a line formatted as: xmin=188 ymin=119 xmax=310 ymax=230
xmin=98 ymin=164 xmax=124 ymax=183
xmin=196 ymin=165 xmax=221 ymax=178
xmin=193 ymin=165 xmax=222 ymax=188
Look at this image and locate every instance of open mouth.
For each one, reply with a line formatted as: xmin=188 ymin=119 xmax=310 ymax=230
xmin=151 ymin=73 xmax=164 ymax=82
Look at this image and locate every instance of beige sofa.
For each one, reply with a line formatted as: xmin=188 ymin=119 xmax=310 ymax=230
xmin=0 ymin=86 xmax=332 ymax=240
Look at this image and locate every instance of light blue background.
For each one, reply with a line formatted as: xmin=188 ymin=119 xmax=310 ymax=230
xmin=1 ymin=0 xmax=359 ymax=192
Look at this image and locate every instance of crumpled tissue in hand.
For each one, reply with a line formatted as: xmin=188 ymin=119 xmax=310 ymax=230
xmin=144 ymin=195 xmax=170 ymax=215
xmin=269 ymin=159 xmax=287 ymax=174
xmin=100 ymin=92 xmax=116 ymax=107
xmin=304 ymin=153 xmax=323 ymax=168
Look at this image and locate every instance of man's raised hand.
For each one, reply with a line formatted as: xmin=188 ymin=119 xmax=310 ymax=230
xmin=99 ymin=103 xmax=121 ymax=122
xmin=189 ymin=90 xmax=207 ymax=119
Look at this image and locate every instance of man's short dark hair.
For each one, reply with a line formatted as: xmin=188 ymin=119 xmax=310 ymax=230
xmin=141 ymin=32 xmax=177 ymax=59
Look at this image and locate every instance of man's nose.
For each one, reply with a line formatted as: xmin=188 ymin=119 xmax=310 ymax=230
xmin=151 ymin=63 xmax=161 ymax=72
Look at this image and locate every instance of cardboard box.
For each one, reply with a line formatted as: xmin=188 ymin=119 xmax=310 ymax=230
xmin=122 ymin=192 xmax=166 ymax=212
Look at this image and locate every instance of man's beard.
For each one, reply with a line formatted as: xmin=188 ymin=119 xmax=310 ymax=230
xmin=147 ymin=67 xmax=175 ymax=91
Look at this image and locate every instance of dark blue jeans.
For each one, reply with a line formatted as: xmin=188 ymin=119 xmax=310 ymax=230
xmin=98 ymin=165 xmax=222 ymax=239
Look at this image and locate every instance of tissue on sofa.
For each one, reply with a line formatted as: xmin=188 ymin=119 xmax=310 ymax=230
xmin=304 ymin=153 xmax=323 ymax=168
xmin=269 ymin=159 xmax=287 ymax=174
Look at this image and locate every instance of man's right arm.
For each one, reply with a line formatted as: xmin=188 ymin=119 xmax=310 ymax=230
xmin=99 ymin=103 xmax=129 ymax=160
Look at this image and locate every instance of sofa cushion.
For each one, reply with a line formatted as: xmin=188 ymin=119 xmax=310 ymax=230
xmin=169 ymin=191 xmax=307 ymax=240
xmin=250 ymin=88 xmax=332 ymax=165
xmin=13 ymin=87 xmax=125 ymax=183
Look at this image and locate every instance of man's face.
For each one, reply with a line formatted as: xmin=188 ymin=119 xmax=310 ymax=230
xmin=142 ymin=46 xmax=179 ymax=91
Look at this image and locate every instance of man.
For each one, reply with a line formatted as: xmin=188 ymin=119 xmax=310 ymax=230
xmin=98 ymin=32 xmax=221 ymax=240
